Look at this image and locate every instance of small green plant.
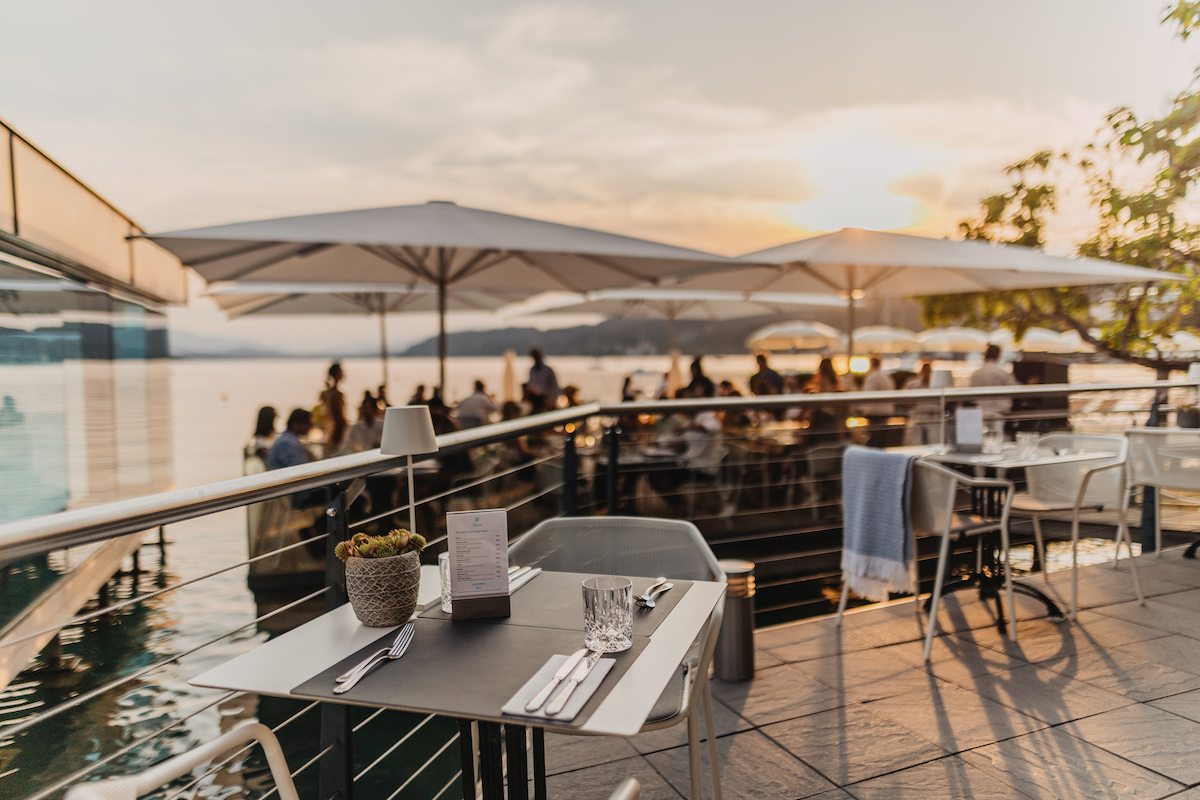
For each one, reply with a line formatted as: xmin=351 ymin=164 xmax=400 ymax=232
xmin=335 ymin=529 xmax=426 ymax=561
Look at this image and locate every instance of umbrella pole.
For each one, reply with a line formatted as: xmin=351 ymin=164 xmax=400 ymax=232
xmin=438 ymin=281 xmax=447 ymax=395
xmin=846 ymin=295 xmax=856 ymax=366
xmin=378 ymin=310 xmax=389 ymax=391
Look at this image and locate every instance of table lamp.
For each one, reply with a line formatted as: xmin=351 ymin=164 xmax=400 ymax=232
xmin=380 ymin=405 xmax=439 ymax=537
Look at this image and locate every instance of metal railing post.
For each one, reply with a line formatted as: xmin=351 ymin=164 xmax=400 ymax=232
xmin=605 ymin=424 xmax=621 ymax=516
xmin=320 ymin=489 xmax=353 ymax=800
xmin=562 ymin=431 xmax=578 ymax=516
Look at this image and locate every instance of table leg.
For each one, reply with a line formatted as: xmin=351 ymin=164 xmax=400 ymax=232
xmin=532 ymin=728 xmax=547 ymax=800
xmin=505 ymin=724 xmax=529 ymax=800
xmin=480 ymin=722 xmax=505 ymax=799
xmin=458 ymin=720 xmax=476 ymax=800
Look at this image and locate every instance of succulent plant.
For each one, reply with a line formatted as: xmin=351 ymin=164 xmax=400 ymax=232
xmin=335 ymin=529 xmax=427 ymax=562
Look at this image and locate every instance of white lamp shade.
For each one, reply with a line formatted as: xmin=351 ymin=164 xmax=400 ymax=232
xmin=381 ymin=406 xmax=439 ymax=456
xmin=1189 ymin=362 xmax=1200 ymax=384
xmin=930 ymin=370 xmax=955 ymax=389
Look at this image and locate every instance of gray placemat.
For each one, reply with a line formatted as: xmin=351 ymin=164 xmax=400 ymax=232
xmin=421 ymin=571 xmax=691 ymax=637
xmin=291 ymin=617 xmax=649 ymax=729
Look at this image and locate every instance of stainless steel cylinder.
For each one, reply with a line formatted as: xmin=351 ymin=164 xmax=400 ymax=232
xmin=714 ymin=559 xmax=755 ymax=681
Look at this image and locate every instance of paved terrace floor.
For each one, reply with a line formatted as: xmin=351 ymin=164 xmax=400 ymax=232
xmin=539 ymin=543 xmax=1200 ymax=799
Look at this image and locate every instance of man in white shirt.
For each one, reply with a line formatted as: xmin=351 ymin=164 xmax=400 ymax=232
xmin=456 ymin=380 xmax=500 ymax=428
xmin=860 ymin=356 xmax=896 ymax=446
xmin=969 ymin=344 xmax=1018 ymax=417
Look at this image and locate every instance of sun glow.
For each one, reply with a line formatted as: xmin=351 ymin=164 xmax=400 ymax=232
xmin=780 ymin=129 xmax=938 ymax=233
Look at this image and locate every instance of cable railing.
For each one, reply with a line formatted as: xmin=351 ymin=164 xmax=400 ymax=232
xmin=0 ymin=379 xmax=1194 ymax=800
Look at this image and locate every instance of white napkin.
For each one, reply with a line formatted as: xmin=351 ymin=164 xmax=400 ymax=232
xmin=501 ymin=653 xmax=615 ymax=722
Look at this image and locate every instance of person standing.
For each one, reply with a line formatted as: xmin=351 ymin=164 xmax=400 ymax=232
xmin=456 ymin=380 xmax=500 ymax=428
xmin=320 ymin=362 xmax=347 ymax=450
xmin=749 ymin=353 xmax=785 ymax=396
xmin=526 ymin=347 xmax=561 ymax=407
xmin=903 ymin=360 xmax=941 ymax=445
xmin=683 ymin=356 xmax=716 ymax=398
xmin=860 ymin=356 xmax=896 ymax=446
xmin=969 ymin=344 xmax=1017 ymax=417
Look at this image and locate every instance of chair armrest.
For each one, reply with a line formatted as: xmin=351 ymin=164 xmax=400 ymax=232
xmin=1074 ymin=460 xmax=1125 ymax=514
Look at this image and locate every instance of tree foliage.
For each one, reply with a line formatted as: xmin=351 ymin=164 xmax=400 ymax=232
xmin=921 ymin=3 xmax=1200 ymax=373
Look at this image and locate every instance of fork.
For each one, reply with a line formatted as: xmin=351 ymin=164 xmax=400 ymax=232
xmin=334 ymin=622 xmax=415 ymax=693
xmin=637 ymin=577 xmax=667 ymax=606
xmin=336 ymin=624 xmax=412 ymax=683
xmin=637 ymin=582 xmax=673 ymax=609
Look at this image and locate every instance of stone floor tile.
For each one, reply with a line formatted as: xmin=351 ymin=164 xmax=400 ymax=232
xmin=952 ymin=663 xmax=1134 ymax=725
xmin=1142 ymin=586 xmax=1200 ymax=612
xmin=711 ymin=663 xmax=847 ymax=726
xmin=756 ymin=620 xmax=875 ymax=663
xmin=1091 ymin=599 xmax=1200 ymax=638
xmin=815 ymin=604 xmax=929 ymax=648
xmin=1115 ymin=633 xmax=1200 ymax=677
xmin=542 ymin=730 xmax=642 ymax=775
xmin=882 ymin=582 xmax=1050 ymax=633
xmin=961 ymin=726 xmax=1183 ymax=800
xmin=804 ymin=792 xmax=856 ymax=800
xmin=1127 ymin=560 xmax=1200 ymax=589
xmin=866 ymin=680 xmax=1047 ymax=753
xmin=1036 ymin=647 xmax=1200 ymax=701
xmin=1149 ymin=687 xmax=1200 ymax=723
xmin=845 ymin=755 xmax=1036 ymax=800
xmin=753 ymin=647 xmax=783 ymax=670
xmin=762 ymin=703 xmax=947 ymax=786
xmin=1040 ymin=579 xmax=1139 ymax=611
xmin=1062 ymin=703 xmax=1200 ymax=785
xmin=626 ymin=694 xmax=751 ymax=754
xmin=645 ymin=729 xmax=836 ymax=800
xmin=531 ymin=754 xmax=683 ymax=800
xmin=876 ymin=633 xmax=1031 ymax=685
xmin=790 ymin=645 xmax=942 ymax=703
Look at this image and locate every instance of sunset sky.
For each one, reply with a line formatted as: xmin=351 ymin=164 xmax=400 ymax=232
xmin=3 ymin=1 xmax=1197 ymax=348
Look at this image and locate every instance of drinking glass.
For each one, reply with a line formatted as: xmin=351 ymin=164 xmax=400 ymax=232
xmin=1016 ymin=432 xmax=1039 ymax=460
xmin=982 ymin=421 xmax=1004 ymax=455
xmin=582 ymin=576 xmax=633 ymax=652
xmin=438 ymin=552 xmax=452 ymax=613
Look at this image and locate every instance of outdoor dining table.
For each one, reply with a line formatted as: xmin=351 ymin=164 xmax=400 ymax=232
xmin=191 ymin=566 xmax=724 ymax=800
xmin=886 ymin=444 xmax=1113 ymax=626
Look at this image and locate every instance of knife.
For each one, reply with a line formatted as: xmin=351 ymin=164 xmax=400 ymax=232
xmin=545 ymin=650 xmax=603 ymax=716
xmin=525 ymin=648 xmax=588 ymax=712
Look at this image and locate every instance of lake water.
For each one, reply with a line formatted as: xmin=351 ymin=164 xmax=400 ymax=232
xmin=0 ymin=355 xmax=1164 ymax=798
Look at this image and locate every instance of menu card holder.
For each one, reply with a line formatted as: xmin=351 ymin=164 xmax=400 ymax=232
xmin=954 ymin=407 xmax=983 ymax=454
xmin=447 ymin=508 xmax=511 ymax=620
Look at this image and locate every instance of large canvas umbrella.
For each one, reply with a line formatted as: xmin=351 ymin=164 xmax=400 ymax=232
xmin=672 ymin=228 xmax=1168 ymax=355
xmin=203 ymin=280 xmax=528 ymax=387
xmin=143 ymin=201 xmax=739 ymax=390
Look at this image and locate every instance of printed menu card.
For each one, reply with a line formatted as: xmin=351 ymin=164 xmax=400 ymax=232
xmin=446 ymin=508 xmax=511 ymax=619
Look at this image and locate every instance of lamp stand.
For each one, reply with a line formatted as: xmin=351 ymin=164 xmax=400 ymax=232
xmin=408 ymin=454 xmax=417 ymax=536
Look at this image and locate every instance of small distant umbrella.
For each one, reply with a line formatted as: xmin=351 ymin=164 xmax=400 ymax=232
xmin=747 ymin=321 xmax=846 ymax=352
xmin=851 ymin=326 xmax=918 ymax=354
xmin=988 ymin=329 xmax=1016 ymax=349
xmin=917 ymin=327 xmax=990 ymax=353
xmin=1019 ymin=327 xmax=1093 ymax=354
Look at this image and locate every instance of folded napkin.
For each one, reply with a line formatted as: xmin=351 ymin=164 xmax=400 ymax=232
xmin=501 ymin=653 xmax=615 ymax=722
xmin=841 ymin=445 xmax=916 ymax=602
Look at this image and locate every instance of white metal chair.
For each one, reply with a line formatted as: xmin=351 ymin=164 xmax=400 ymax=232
xmin=1010 ymin=433 xmax=1144 ymax=618
xmin=65 ymin=721 xmax=298 ymax=800
xmin=608 ymin=777 xmax=641 ymax=800
xmin=836 ymin=459 xmax=1017 ymax=661
xmin=508 ymin=516 xmax=725 ymax=800
xmin=1127 ymin=427 xmax=1200 ymax=556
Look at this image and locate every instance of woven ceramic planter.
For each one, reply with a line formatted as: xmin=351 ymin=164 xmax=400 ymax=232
xmin=345 ymin=549 xmax=422 ymax=627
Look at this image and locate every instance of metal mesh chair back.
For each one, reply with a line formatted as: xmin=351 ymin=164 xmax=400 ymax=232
xmin=508 ymin=516 xmax=723 ymax=583
xmin=910 ymin=460 xmax=959 ymax=538
xmin=1127 ymin=428 xmax=1200 ymax=490
xmin=1029 ymin=433 xmax=1127 ymax=508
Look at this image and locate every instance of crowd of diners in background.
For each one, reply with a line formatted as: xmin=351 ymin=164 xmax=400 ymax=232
xmin=246 ymin=345 xmax=1025 ymax=500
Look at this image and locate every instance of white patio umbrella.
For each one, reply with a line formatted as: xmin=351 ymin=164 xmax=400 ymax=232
xmin=142 ymin=201 xmax=739 ymax=391
xmin=501 ymin=287 xmax=844 ymax=397
xmin=851 ymin=325 xmax=918 ymax=354
xmin=671 ymin=228 xmax=1169 ymax=355
xmin=746 ymin=320 xmax=846 ymax=352
xmin=917 ymin=327 xmax=990 ymax=353
xmin=203 ymin=281 xmax=528 ymax=388
xmin=1018 ymin=327 xmax=1094 ymax=354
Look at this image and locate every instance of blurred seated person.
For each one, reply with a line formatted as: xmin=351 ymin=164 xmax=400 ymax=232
xmin=246 ymin=406 xmax=277 ymax=461
xmin=408 ymin=384 xmax=427 ymax=405
xmin=426 ymin=397 xmax=473 ymax=476
xmin=648 ymin=409 xmax=725 ymax=503
xmin=781 ymin=376 xmax=805 ymax=422
xmin=562 ymin=384 xmax=582 ymax=407
xmin=749 ymin=352 xmax=785 ymax=396
xmin=683 ymin=356 xmax=716 ymax=398
xmin=267 ymin=409 xmax=314 ymax=469
xmin=456 ymin=380 xmax=499 ymax=429
xmin=337 ymin=391 xmax=385 ymax=454
xmin=498 ymin=400 xmax=538 ymax=484
xmin=903 ymin=360 xmax=941 ymax=445
xmin=718 ymin=380 xmax=754 ymax=430
xmin=803 ymin=357 xmax=848 ymax=444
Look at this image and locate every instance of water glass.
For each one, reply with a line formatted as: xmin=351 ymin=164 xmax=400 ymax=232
xmin=1016 ymin=432 xmax=1039 ymax=460
xmin=438 ymin=552 xmax=452 ymax=613
xmin=982 ymin=422 xmax=1004 ymax=455
xmin=582 ymin=576 xmax=633 ymax=652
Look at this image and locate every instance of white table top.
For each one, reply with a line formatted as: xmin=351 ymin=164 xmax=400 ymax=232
xmin=191 ymin=567 xmax=724 ymax=737
xmin=888 ymin=444 xmax=1111 ymax=471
